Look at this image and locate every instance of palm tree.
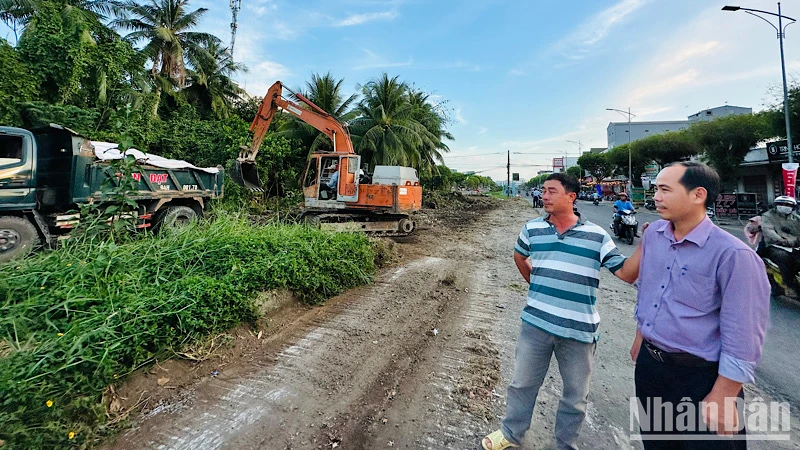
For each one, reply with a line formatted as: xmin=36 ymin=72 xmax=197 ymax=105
xmin=349 ymin=74 xmax=429 ymax=170
xmin=183 ymin=40 xmax=246 ymax=118
xmin=1 ymin=0 xmax=121 ymax=31
xmin=1 ymin=0 xmax=122 ymax=39
xmin=276 ymin=72 xmax=358 ymax=155
xmin=407 ymin=89 xmax=452 ymax=175
xmin=114 ymin=0 xmax=217 ymax=115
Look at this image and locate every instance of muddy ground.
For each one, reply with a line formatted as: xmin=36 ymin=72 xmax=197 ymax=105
xmin=104 ymin=197 xmax=800 ymax=450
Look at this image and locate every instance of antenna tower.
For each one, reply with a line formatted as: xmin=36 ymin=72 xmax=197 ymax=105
xmin=230 ymin=0 xmax=242 ymax=59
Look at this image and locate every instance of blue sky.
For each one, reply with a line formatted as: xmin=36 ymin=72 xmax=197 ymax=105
xmin=6 ymin=0 xmax=800 ymax=181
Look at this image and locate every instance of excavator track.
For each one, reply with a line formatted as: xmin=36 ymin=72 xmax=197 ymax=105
xmin=301 ymin=212 xmax=416 ymax=237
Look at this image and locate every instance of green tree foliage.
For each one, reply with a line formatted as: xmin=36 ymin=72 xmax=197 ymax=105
xmin=114 ymin=0 xmax=218 ymax=115
xmin=566 ymin=165 xmax=582 ymax=179
xmin=604 ymin=143 xmax=650 ymax=187
xmin=577 ymin=152 xmax=613 ymax=179
xmin=183 ymin=40 xmax=246 ymax=119
xmin=0 ymin=38 xmax=37 ymax=124
xmin=631 ymin=131 xmax=701 ymax=167
xmin=350 ymin=73 xmax=450 ymax=174
xmin=15 ymin=0 xmax=96 ymax=104
xmin=687 ymin=113 xmax=769 ymax=181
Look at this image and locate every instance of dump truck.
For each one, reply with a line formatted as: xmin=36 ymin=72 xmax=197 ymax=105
xmin=0 ymin=124 xmax=223 ymax=262
xmin=231 ymin=81 xmax=422 ymax=236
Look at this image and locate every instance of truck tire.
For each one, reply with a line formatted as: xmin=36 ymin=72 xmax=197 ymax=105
xmin=0 ymin=216 xmax=40 ymax=263
xmin=153 ymin=206 xmax=198 ymax=233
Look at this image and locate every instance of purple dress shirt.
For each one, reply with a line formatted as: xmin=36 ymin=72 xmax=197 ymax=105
xmin=635 ymin=217 xmax=770 ymax=384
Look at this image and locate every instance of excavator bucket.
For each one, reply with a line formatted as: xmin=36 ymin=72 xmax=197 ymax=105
xmin=230 ymin=160 xmax=264 ymax=191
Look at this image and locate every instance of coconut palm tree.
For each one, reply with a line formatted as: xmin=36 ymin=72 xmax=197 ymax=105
xmin=183 ymin=40 xmax=246 ymax=118
xmin=114 ymin=0 xmax=217 ymax=115
xmin=349 ymin=73 xmax=430 ymax=170
xmin=407 ymin=89 xmax=452 ymax=175
xmin=1 ymin=0 xmax=121 ymax=35
xmin=276 ymin=72 xmax=359 ymax=155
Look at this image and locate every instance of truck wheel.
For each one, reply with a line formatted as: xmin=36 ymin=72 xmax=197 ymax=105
xmin=153 ymin=206 xmax=198 ymax=233
xmin=0 ymin=217 xmax=40 ymax=263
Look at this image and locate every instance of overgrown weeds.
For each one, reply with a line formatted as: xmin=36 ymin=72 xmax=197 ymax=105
xmin=0 ymin=215 xmax=375 ymax=448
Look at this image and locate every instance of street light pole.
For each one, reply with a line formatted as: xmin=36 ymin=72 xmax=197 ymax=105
xmin=606 ymin=108 xmax=636 ymax=191
xmin=566 ymin=140 xmax=583 ymax=175
xmin=723 ymin=2 xmax=796 ymax=163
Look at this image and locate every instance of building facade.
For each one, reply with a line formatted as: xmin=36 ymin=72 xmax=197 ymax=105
xmin=688 ymin=105 xmax=752 ymax=123
xmin=607 ymin=121 xmax=689 ymax=149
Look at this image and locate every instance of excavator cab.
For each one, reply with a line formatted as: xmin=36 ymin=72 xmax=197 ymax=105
xmin=303 ymin=154 xmax=360 ymax=204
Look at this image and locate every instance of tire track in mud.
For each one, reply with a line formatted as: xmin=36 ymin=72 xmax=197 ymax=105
xmin=108 ymin=256 xmax=469 ymax=450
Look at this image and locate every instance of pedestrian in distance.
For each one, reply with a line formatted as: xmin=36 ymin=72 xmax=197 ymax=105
xmin=630 ymin=161 xmax=771 ymax=449
xmin=482 ymin=172 xmax=642 ymax=450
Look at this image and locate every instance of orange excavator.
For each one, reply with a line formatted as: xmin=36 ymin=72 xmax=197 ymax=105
xmin=231 ymin=81 xmax=422 ymax=235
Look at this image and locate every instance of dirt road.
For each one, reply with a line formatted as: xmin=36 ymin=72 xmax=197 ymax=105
xmin=106 ymin=198 xmax=799 ymax=450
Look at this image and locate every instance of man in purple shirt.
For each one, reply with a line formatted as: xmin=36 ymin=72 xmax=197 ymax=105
xmin=630 ymin=162 xmax=770 ymax=449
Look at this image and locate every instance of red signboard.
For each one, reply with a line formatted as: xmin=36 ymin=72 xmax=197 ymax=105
xmin=783 ymin=163 xmax=798 ymax=197
xmin=553 ymin=157 xmax=564 ymax=169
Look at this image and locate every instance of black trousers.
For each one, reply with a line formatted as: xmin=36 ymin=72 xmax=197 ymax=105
xmin=634 ymin=344 xmax=746 ymax=450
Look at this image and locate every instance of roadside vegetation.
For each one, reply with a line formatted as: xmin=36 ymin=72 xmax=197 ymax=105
xmin=0 ymin=214 xmax=376 ymax=448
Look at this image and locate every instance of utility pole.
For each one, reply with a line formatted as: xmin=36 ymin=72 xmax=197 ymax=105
xmin=507 ymin=150 xmax=511 ymax=197
xmin=230 ymin=0 xmax=242 ymax=60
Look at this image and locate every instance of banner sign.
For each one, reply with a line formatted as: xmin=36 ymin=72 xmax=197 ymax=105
xmin=783 ymin=163 xmax=799 ymax=197
xmin=714 ymin=193 xmax=738 ymax=218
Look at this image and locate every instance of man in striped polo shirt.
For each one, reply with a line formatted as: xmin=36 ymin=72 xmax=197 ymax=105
xmin=482 ymin=173 xmax=642 ymax=450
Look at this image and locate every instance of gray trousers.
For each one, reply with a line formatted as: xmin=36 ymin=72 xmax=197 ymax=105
xmin=501 ymin=322 xmax=596 ymax=450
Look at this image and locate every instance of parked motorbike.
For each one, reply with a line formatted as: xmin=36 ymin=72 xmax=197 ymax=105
xmin=644 ymin=198 xmax=656 ymax=211
xmin=610 ymin=210 xmax=638 ymax=245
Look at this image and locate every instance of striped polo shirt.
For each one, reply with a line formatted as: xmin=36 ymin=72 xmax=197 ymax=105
xmin=515 ymin=214 xmax=627 ymax=343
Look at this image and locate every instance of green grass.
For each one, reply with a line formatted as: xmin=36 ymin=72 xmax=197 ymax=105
xmin=0 ymin=215 xmax=375 ymax=448
xmin=488 ymin=191 xmax=510 ymax=199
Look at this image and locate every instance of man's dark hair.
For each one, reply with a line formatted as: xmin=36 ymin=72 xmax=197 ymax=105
xmin=545 ymin=172 xmax=580 ymax=194
xmin=666 ymin=161 xmax=720 ymax=208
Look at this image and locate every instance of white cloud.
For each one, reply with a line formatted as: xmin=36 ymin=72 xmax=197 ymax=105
xmin=508 ymin=69 xmax=525 ymax=76
xmin=335 ymin=10 xmax=398 ymax=27
xmin=656 ymin=41 xmax=721 ymax=71
xmin=547 ymin=0 xmax=650 ymax=62
xmin=353 ymin=48 xmax=413 ymax=70
xmin=631 ymin=70 xmax=698 ymax=102
xmin=455 ymin=108 xmax=467 ymax=125
xmin=478 ymin=127 xmax=488 ymax=135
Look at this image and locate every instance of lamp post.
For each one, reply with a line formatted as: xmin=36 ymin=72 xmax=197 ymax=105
xmin=723 ymin=3 xmax=796 ymax=164
xmin=606 ymin=108 xmax=636 ymax=191
xmin=566 ymin=140 xmax=583 ymax=175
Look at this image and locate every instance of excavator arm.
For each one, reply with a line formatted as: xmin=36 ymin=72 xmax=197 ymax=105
xmin=231 ymin=81 xmax=354 ymax=189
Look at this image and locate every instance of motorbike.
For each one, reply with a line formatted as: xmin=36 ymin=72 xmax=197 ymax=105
xmin=610 ymin=209 xmax=638 ymax=245
xmin=644 ymin=198 xmax=656 ymax=211
xmin=592 ymin=197 xmax=600 ymax=206
xmin=532 ymin=195 xmax=543 ymax=208
xmin=743 ymin=203 xmax=798 ymax=300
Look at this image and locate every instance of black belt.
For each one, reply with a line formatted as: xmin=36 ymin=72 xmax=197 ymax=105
xmin=643 ymin=340 xmax=718 ymax=368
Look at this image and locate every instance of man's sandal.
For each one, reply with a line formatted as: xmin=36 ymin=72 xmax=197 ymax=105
xmin=482 ymin=430 xmax=519 ymax=450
